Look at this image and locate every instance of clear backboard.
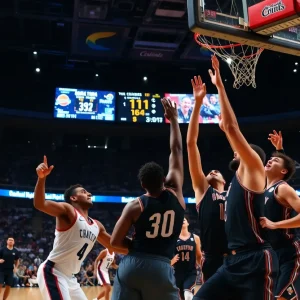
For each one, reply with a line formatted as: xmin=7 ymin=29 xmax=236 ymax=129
xmin=187 ymin=0 xmax=300 ymax=56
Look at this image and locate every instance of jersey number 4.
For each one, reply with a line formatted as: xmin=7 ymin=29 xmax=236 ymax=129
xmin=77 ymin=243 xmax=88 ymax=260
xmin=146 ymin=210 xmax=175 ymax=238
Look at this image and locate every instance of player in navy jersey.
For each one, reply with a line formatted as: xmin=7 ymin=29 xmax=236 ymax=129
xmin=194 ymin=55 xmax=278 ymax=300
xmin=186 ymin=75 xmax=227 ymax=283
xmin=171 ymin=217 xmax=201 ymax=300
xmin=260 ymin=131 xmax=299 ymax=300
xmin=110 ymin=98 xmax=185 ymax=300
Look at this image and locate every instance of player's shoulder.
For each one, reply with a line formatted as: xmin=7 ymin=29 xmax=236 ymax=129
xmin=277 ymin=182 xmax=295 ymax=195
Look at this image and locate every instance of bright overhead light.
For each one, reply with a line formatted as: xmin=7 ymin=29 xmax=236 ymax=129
xmin=295 ymin=62 xmax=298 ymax=66
xmin=143 ymin=76 xmax=148 ymax=81
xmin=293 ymin=69 xmax=297 ymax=73
xmin=33 ymin=51 xmax=37 ymax=55
xmin=35 ymin=68 xmax=40 ymax=73
xmin=95 ymin=74 xmax=99 ymax=77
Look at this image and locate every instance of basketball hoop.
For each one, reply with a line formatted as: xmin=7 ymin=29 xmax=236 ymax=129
xmin=194 ymin=33 xmax=264 ymax=89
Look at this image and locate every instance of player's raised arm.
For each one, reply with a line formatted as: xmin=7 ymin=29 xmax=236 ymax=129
xmin=187 ymin=76 xmax=209 ymax=205
xmin=162 ymin=98 xmax=185 ymax=208
xmin=34 ymin=156 xmax=73 ymax=218
xmin=209 ymin=55 xmax=265 ymax=191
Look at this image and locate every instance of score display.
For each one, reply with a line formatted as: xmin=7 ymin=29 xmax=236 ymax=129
xmin=118 ymin=92 xmax=165 ymax=123
xmin=54 ymin=88 xmax=115 ymax=121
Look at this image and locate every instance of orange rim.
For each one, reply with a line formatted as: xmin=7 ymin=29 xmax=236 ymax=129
xmin=194 ymin=33 xmax=264 ymax=58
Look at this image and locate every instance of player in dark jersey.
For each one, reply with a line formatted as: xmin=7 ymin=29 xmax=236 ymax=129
xmin=260 ymin=131 xmax=299 ymax=300
xmin=171 ymin=216 xmax=201 ymax=300
xmin=110 ymin=98 xmax=185 ymax=300
xmin=186 ymin=75 xmax=227 ymax=283
xmin=194 ymin=55 xmax=278 ymax=300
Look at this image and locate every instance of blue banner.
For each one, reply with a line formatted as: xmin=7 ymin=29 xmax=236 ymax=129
xmin=1 ymin=188 xmax=299 ymax=203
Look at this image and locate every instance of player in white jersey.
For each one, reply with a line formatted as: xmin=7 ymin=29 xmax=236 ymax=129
xmin=93 ymin=248 xmax=118 ymax=300
xmin=33 ymin=156 xmax=128 ymax=300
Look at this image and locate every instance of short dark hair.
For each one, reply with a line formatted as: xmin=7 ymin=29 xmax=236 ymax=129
xmin=272 ymin=152 xmax=296 ymax=181
xmin=184 ymin=214 xmax=190 ymax=223
xmin=64 ymin=184 xmax=82 ymax=204
xmin=138 ymin=162 xmax=164 ymax=193
xmin=250 ymin=144 xmax=266 ymax=164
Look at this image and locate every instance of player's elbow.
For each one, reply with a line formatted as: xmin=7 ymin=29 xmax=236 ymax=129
xmin=110 ymin=236 xmax=119 ymax=248
xmin=186 ymin=138 xmax=197 ymax=148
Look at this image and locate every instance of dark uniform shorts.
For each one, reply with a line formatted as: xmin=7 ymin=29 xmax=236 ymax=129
xmin=0 ymin=270 xmax=14 ymax=286
xmin=111 ymin=253 xmax=180 ymax=300
xmin=194 ymin=246 xmax=278 ymax=300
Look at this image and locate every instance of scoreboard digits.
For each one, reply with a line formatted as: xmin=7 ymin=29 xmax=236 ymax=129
xmin=118 ymin=92 xmax=164 ymax=123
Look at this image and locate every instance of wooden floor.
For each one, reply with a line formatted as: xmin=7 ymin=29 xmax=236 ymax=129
xmin=3 ymin=285 xmax=201 ymax=299
xmin=0 ymin=286 xmax=105 ymax=300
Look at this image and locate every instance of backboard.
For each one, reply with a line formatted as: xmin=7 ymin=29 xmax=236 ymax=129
xmin=188 ymin=0 xmax=300 ymax=56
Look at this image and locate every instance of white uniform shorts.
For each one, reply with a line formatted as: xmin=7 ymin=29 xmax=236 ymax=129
xmin=37 ymin=260 xmax=87 ymax=300
xmin=97 ymin=268 xmax=110 ymax=286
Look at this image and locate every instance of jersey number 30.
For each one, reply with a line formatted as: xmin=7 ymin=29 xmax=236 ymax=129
xmin=146 ymin=210 xmax=175 ymax=238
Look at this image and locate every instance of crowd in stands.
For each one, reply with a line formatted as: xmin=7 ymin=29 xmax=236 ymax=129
xmin=1 ymin=129 xmax=299 ymax=195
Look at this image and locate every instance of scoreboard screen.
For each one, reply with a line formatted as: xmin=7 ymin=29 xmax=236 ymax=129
xmin=54 ymin=88 xmax=115 ymax=121
xmin=117 ymin=92 xmax=165 ymax=123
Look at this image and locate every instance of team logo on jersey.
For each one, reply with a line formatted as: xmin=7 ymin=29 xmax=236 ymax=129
xmin=265 ymin=197 xmax=269 ymax=204
xmin=79 ymin=216 xmax=86 ymax=221
xmin=268 ymin=187 xmax=275 ymax=193
xmin=190 ymin=238 xmax=194 ymax=241
xmin=12 ymin=253 xmax=15 ymax=255
xmin=287 ymin=286 xmax=295 ymax=296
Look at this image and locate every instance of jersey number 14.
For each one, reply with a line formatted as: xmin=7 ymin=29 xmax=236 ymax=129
xmin=146 ymin=210 xmax=175 ymax=238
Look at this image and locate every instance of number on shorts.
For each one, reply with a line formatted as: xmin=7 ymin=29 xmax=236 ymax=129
xmin=146 ymin=210 xmax=175 ymax=238
xmin=77 ymin=243 xmax=88 ymax=260
xmin=181 ymin=251 xmax=190 ymax=261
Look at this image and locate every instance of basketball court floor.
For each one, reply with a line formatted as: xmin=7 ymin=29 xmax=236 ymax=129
xmin=4 ymin=285 xmax=201 ymax=299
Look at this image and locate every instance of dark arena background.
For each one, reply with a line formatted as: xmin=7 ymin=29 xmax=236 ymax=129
xmin=1 ymin=0 xmax=300 ymax=299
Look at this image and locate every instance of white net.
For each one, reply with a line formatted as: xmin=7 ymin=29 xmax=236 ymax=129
xmin=195 ymin=33 xmax=263 ymax=89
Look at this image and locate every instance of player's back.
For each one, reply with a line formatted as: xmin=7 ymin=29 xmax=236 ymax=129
xmin=225 ymin=173 xmax=267 ymax=250
xmin=264 ymin=181 xmax=295 ymax=248
xmin=130 ymin=188 xmax=185 ymax=259
xmin=174 ymin=233 xmax=196 ymax=274
xmin=197 ymin=186 xmax=227 ymax=255
xmin=47 ymin=208 xmax=99 ymax=276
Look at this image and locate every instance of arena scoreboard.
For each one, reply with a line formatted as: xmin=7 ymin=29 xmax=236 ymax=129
xmin=54 ymin=88 xmax=115 ymax=121
xmin=117 ymin=92 xmax=165 ymax=123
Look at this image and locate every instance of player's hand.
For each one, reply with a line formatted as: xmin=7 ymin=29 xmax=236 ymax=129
xmin=208 ymin=55 xmax=223 ymax=88
xmin=191 ymin=75 xmax=206 ymax=103
xmin=218 ymin=115 xmax=225 ymax=132
xmin=259 ymin=217 xmax=277 ymax=230
xmin=171 ymin=254 xmax=180 ymax=265
xmin=268 ymin=130 xmax=283 ymax=150
xmin=36 ymin=156 xmax=54 ymax=179
xmin=161 ymin=98 xmax=178 ymax=121
xmin=0 ymin=259 xmax=5 ymax=263
xmin=13 ymin=268 xmax=17 ymax=274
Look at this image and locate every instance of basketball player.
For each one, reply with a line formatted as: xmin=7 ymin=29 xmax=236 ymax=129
xmin=0 ymin=237 xmax=19 ymax=300
xmin=33 ymin=156 xmax=128 ymax=300
xmin=259 ymin=131 xmax=299 ymax=300
xmin=194 ymin=55 xmax=278 ymax=300
xmin=110 ymin=98 xmax=185 ymax=300
xmin=93 ymin=248 xmax=118 ymax=300
xmin=171 ymin=217 xmax=201 ymax=300
xmin=187 ymin=75 xmax=227 ymax=283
